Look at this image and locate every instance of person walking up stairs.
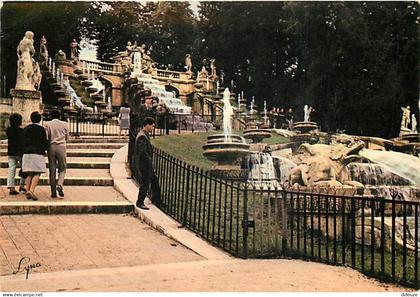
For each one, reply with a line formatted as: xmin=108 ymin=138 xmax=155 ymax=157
xmin=44 ymin=109 xmax=69 ymax=198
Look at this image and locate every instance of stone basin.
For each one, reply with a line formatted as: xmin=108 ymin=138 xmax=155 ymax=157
xmin=73 ymin=69 xmax=83 ymax=75
xmin=293 ymin=121 xmax=318 ymax=133
xmin=63 ymin=106 xmax=77 ymax=113
xmin=203 ymin=134 xmax=250 ymax=165
xmin=401 ymin=133 xmax=420 ymax=143
xmin=244 ymin=128 xmax=271 ymax=143
xmin=206 ymin=134 xmax=246 ymax=144
xmin=58 ymin=97 xmax=70 ymax=104
xmin=49 ymin=82 xmax=62 ymax=90
xmin=86 ymin=86 xmax=98 ymax=93
xmin=54 ymin=89 xmax=66 ymax=97
xmin=78 ymin=74 xmax=89 ymax=81
xmin=95 ymin=101 xmax=107 ymax=107
xmin=91 ymin=94 xmax=104 ymax=101
xmin=81 ymin=80 xmax=93 ymax=87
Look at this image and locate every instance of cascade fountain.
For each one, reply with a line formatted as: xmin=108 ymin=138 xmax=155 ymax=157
xmin=243 ymin=98 xmax=271 ymax=143
xmin=270 ymin=133 xmax=419 ymax=201
xmin=130 ymin=52 xmax=192 ymax=115
xmin=290 ymin=105 xmax=319 ymax=153
xmin=132 ymin=50 xmax=142 ymax=77
xmin=203 ymin=88 xmax=250 ymax=179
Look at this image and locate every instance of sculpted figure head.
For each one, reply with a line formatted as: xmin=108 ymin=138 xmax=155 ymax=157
xmin=25 ymin=31 xmax=34 ymax=40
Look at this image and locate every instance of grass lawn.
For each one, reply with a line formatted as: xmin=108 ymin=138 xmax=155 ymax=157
xmin=151 ymin=131 xmax=289 ymax=171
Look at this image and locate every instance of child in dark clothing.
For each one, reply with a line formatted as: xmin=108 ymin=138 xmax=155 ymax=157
xmin=6 ymin=113 xmax=26 ymax=195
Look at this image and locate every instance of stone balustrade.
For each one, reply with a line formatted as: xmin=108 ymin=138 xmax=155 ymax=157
xmin=80 ymin=59 xmax=123 ymax=74
xmin=149 ymin=68 xmax=193 ymax=81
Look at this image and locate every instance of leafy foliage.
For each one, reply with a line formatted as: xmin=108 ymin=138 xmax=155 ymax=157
xmin=1 ymin=1 xmax=418 ymax=138
xmin=1 ymin=2 xmax=88 ymax=94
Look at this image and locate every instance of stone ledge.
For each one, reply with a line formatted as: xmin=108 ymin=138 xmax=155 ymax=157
xmin=0 ymin=201 xmax=133 ymax=215
xmin=110 ymin=144 xmax=230 ymax=261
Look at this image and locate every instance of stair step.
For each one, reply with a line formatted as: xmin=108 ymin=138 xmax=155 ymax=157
xmin=0 ymin=168 xmax=113 ymax=186
xmin=0 ymin=201 xmax=133 ymax=215
xmin=0 ymin=162 xmax=109 ymax=169
xmin=0 ymin=143 xmax=124 ymax=150
xmin=66 ymin=150 xmax=116 ymax=157
xmin=66 ymin=143 xmax=125 ymax=149
xmin=1 ymin=137 xmax=128 ymax=144
xmin=0 ymin=150 xmax=116 ymax=158
xmin=68 ymin=139 xmax=128 ymax=143
xmin=1 ymin=176 xmax=113 ymax=186
xmin=0 ymin=156 xmax=111 ymax=169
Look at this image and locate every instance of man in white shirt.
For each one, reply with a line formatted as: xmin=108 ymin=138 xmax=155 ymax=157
xmin=44 ymin=110 xmax=69 ymax=198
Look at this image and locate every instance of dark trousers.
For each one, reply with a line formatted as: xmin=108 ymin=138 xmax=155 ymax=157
xmin=136 ymin=171 xmax=161 ymax=206
xmin=48 ymin=144 xmax=66 ymax=195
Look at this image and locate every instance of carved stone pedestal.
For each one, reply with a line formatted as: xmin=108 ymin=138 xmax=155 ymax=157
xmin=10 ymin=89 xmax=42 ymax=126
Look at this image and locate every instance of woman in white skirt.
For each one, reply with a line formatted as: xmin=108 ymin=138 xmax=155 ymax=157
xmin=118 ymin=102 xmax=130 ymax=138
xmin=22 ymin=111 xmax=49 ymax=200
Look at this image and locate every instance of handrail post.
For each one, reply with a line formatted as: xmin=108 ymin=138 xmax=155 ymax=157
xmin=102 ymin=113 xmax=105 ymax=137
xmin=242 ymin=184 xmax=249 ymax=258
xmin=281 ymin=188 xmax=288 ymax=254
xmin=182 ymin=165 xmax=191 ymax=226
xmin=76 ymin=110 xmax=80 ymax=138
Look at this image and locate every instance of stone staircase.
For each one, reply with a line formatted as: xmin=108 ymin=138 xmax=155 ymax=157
xmin=0 ymin=137 xmax=132 ymax=215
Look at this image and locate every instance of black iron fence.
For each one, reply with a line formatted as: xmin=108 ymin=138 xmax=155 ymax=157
xmin=64 ymin=112 xmax=219 ymax=138
xmin=136 ymin=146 xmax=420 ymax=288
xmin=67 ymin=112 xmax=119 ymax=137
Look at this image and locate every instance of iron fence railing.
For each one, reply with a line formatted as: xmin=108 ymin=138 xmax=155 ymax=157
xmin=131 ymin=146 xmax=420 ymax=288
xmin=42 ymin=110 xmax=237 ymax=137
xmin=245 ymin=186 xmax=419 ymax=288
xmin=151 ymin=146 xmax=248 ymax=257
xmin=66 ymin=112 xmax=120 ymax=137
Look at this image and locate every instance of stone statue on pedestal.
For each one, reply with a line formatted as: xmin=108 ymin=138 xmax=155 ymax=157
xmin=411 ymin=113 xmax=417 ymax=132
xmin=210 ymin=59 xmax=217 ymax=77
xmin=303 ymin=105 xmax=314 ymax=122
xmin=12 ymin=31 xmax=43 ymax=124
xmin=400 ymin=106 xmax=411 ymax=129
xmin=198 ymin=66 xmax=208 ymax=80
xmin=55 ymin=50 xmax=67 ymax=62
xmin=126 ymin=41 xmax=133 ymax=56
xmin=70 ymin=39 xmax=79 ymax=60
xmin=15 ymin=31 xmax=42 ymax=91
xmin=39 ymin=35 xmax=48 ymax=65
xmin=185 ymin=54 xmax=192 ymax=73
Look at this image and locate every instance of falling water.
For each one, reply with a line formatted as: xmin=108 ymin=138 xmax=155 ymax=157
xmin=223 ymin=88 xmax=233 ymax=142
xmin=347 ymin=162 xmax=413 ymax=186
xmin=264 ymin=100 xmax=268 ymax=125
xmin=245 ymin=152 xmax=279 ymax=188
xmin=359 ymin=149 xmax=420 ymax=187
xmin=132 ymin=51 xmax=142 ymax=76
xmin=272 ymin=156 xmax=298 ymax=184
xmin=52 ymin=62 xmax=56 ymax=78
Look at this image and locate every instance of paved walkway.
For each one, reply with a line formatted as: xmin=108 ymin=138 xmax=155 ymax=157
xmin=1 ymin=258 xmax=408 ymax=292
xmin=0 ymin=214 xmax=203 ymax=277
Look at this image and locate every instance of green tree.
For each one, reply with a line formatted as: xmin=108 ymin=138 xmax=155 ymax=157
xmin=83 ymin=1 xmax=197 ymax=70
xmin=1 ymin=2 xmax=88 ymax=95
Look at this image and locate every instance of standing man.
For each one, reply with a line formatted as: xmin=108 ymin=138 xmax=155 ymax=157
xmin=140 ymin=96 xmax=156 ymax=119
xmin=135 ymin=117 xmax=161 ymax=210
xmin=44 ymin=110 xmax=69 ymax=198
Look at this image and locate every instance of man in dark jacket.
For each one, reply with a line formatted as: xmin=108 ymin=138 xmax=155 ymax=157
xmin=6 ymin=113 xmax=26 ymax=195
xmin=135 ymin=117 xmax=161 ymax=210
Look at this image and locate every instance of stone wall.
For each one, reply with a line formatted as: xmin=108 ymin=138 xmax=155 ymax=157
xmin=0 ymin=98 xmax=13 ymax=139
